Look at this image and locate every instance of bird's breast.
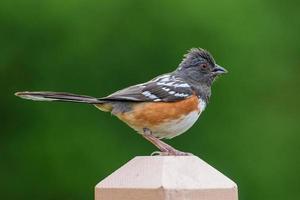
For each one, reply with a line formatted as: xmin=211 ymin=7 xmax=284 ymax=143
xmin=116 ymin=95 xmax=206 ymax=139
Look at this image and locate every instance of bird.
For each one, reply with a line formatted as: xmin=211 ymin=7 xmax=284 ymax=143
xmin=15 ymin=48 xmax=227 ymax=156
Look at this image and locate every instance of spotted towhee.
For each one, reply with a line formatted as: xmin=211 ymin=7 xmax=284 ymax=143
xmin=15 ymin=48 xmax=227 ymax=155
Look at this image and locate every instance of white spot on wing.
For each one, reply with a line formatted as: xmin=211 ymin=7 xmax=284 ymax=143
xmin=174 ymin=93 xmax=189 ymax=97
xmin=162 ymin=87 xmax=170 ymax=92
xmin=142 ymin=91 xmax=151 ymax=96
xmin=149 ymin=94 xmax=158 ymax=99
xmin=174 ymin=83 xmax=190 ymax=88
xmin=142 ymin=91 xmax=158 ymax=99
xmin=156 ymin=82 xmax=175 ymax=86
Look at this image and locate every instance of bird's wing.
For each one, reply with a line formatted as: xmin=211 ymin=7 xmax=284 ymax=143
xmin=100 ymin=74 xmax=193 ymax=102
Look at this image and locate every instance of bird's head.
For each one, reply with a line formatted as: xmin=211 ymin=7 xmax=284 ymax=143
xmin=176 ymin=48 xmax=227 ymax=86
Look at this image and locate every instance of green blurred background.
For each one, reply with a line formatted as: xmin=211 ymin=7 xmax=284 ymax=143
xmin=1 ymin=0 xmax=299 ymax=199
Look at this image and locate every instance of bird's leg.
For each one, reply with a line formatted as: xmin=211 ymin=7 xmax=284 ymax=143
xmin=142 ymin=128 xmax=193 ymax=156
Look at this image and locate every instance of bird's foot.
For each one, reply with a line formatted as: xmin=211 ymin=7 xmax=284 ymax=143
xmin=142 ymin=129 xmax=193 ymax=156
xmin=151 ymin=150 xmax=193 ymax=156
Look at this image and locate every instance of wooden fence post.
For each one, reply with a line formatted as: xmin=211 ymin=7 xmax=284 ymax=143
xmin=95 ymin=156 xmax=238 ymax=200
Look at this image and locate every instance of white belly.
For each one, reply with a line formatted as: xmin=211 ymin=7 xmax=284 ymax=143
xmin=151 ymin=101 xmax=206 ymax=139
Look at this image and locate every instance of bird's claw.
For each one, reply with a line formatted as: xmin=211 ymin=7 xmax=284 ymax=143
xmin=151 ymin=150 xmax=193 ymax=156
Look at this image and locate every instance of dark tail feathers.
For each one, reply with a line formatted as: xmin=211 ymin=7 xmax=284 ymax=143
xmin=15 ymin=91 xmax=103 ymax=104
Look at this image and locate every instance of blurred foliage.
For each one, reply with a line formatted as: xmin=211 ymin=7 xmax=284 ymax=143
xmin=0 ymin=0 xmax=299 ymax=199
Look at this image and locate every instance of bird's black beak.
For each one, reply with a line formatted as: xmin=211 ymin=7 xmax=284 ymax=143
xmin=212 ymin=64 xmax=228 ymax=75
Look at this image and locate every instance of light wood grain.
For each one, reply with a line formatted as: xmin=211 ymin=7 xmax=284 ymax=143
xmin=95 ymin=156 xmax=238 ymax=200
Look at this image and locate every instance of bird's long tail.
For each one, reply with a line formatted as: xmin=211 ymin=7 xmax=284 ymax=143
xmin=15 ymin=91 xmax=103 ymax=104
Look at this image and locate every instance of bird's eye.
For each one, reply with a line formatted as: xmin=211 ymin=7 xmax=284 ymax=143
xmin=200 ymin=63 xmax=208 ymax=69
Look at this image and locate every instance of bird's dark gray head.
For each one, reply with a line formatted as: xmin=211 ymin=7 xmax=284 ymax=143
xmin=175 ymin=48 xmax=227 ymax=87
